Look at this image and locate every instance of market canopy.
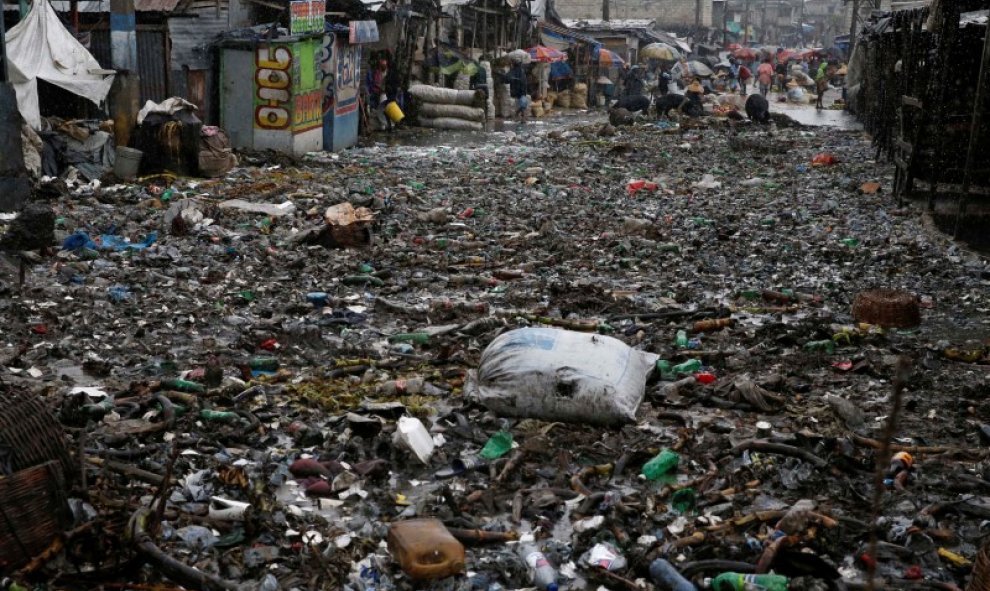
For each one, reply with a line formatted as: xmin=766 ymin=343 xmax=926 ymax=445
xmin=5 ymin=0 xmax=115 ymax=129
xmin=596 ymin=47 xmax=625 ymax=67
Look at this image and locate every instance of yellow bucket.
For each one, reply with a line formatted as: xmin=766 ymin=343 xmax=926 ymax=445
xmin=384 ymin=101 xmax=404 ymax=123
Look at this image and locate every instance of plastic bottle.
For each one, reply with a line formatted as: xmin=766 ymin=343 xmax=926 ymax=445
xmin=803 ymin=340 xmax=836 ymax=353
xmin=307 ymin=292 xmax=330 ymax=307
xmin=479 ymin=431 xmax=513 ymax=460
xmin=649 ymin=559 xmax=696 ymax=591
xmin=885 ymin=451 xmax=913 ymax=489
xmin=249 ymin=357 xmax=279 ymax=371
xmin=709 ymin=572 xmax=789 ymax=591
xmin=161 ymin=378 xmax=206 ymax=393
xmin=641 ymin=449 xmax=680 ymax=480
xmin=672 ymin=359 xmax=702 ymax=375
xmin=676 ymin=330 xmax=689 ymax=348
xmin=389 ymin=332 xmax=431 ymax=345
xmin=657 ymin=360 xmax=674 ymax=379
xmin=518 ymin=545 xmax=559 ymax=591
xmin=200 ymin=409 xmax=239 ymax=422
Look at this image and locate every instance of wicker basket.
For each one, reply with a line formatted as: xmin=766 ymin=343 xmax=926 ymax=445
xmin=968 ymin=538 xmax=990 ymax=591
xmin=852 ymin=288 xmax=920 ymax=328
xmin=0 ymin=389 xmax=74 ymax=480
xmin=0 ymin=461 xmax=71 ymax=572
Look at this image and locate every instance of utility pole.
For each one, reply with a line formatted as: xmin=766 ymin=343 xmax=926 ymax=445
xmin=0 ymin=9 xmax=30 ymax=212
xmin=695 ymin=0 xmax=701 ymax=28
xmin=110 ymin=0 xmax=141 ymax=148
xmin=848 ymin=0 xmax=859 ymax=52
xmin=743 ymin=0 xmax=750 ymax=45
xmin=760 ymin=0 xmax=767 ymax=43
xmin=723 ymin=0 xmax=729 ymax=47
xmin=602 ymin=0 xmax=609 ymax=21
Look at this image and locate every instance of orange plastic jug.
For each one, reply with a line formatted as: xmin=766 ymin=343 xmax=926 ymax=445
xmin=387 ymin=518 xmax=466 ymax=580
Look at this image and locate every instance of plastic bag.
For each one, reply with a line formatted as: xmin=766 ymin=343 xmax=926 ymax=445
xmin=466 ymin=328 xmax=659 ymax=425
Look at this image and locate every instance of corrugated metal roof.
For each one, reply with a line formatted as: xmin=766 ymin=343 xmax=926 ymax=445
xmin=51 ymin=0 xmax=183 ymax=12
xmin=136 ymin=0 xmax=184 ymax=12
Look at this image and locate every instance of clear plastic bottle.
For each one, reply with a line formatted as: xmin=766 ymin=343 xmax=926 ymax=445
xmin=518 ymin=545 xmax=559 ymax=591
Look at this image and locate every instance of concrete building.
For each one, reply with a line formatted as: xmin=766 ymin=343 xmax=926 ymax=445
xmin=553 ymin=0 xmax=714 ymax=28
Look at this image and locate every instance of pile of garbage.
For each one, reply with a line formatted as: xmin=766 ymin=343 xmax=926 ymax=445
xmin=1 ymin=115 xmax=990 ymax=591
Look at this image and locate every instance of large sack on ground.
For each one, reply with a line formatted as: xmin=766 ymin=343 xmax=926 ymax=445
xmin=418 ymin=103 xmax=486 ymax=121
xmin=409 ymin=84 xmax=484 ymax=107
xmin=466 ymin=328 xmax=659 ymax=425
xmin=418 ymin=116 xmax=484 ymax=131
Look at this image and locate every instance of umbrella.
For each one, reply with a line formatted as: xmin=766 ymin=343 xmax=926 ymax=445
xmin=799 ymin=48 xmax=824 ymax=60
xmin=675 ymin=60 xmax=714 ymax=78
xmin=526 ymin=45 xmax=567 ymax=62
xmin=507 ymin=49 xmax=532 ymax=64
xmin=596 ymin=47 xmax=626 ymax=67
xmin=777 ymin=49 xmax=798 ymax=62
xmin=726 ymin=42 xmax=743 ymax=51
xmin=733 ymin=47 xmax=757 ymax=60
xmin=640 ymin=42 xmax=681 ymax=61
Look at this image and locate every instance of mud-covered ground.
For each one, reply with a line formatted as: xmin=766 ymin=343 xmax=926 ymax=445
xmin=2 ymin=111 xmax=989 ymax=591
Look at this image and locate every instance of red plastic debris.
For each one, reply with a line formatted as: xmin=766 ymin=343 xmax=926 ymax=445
xmin=812 ymin=153 xmax=839 ymax=166
xmin=904 ymin=565 xmax=923 ymax=580
xmin=626 ymin=179 xmax=659 ymax=196
xmin=259 ymin=338 xmax=279 ymax=351
xmin=457 ymin=207 xmax=475 ymax=219
xmin=694 ymin=372 xmax=717 ymax=385
xmin=31 ymin=324 xmax=47 ymax=335
xmin=832 ymin=360 xmax=853 ymax=371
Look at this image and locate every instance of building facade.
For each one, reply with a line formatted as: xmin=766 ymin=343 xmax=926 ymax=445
xmin=554 ymin=0 xmax=714 ymax=28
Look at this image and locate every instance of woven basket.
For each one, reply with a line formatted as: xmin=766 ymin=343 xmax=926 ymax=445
xmin=852 ymin=288 xmax=920 ymax=328
xmin=968 ymin=538 xmax=990 ymax=591
xmin=0 ymin=461 xmax=70 ymax=572
xmin=0 ymin=390 xmax=74 ymax=480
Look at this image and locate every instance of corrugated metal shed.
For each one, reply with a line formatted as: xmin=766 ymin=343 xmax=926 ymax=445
xmin=88 ymin=27 xmax=170 ymax=103
xmin=169 ymin=0 xmax=230 ymax=70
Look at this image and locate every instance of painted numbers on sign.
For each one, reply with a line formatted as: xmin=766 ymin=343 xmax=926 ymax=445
xmin=255 ymin=45 xmax=293 ymax=130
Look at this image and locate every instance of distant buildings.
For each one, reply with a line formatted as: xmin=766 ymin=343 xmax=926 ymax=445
xmin=552 ymin=0 xmax=715 ymax=29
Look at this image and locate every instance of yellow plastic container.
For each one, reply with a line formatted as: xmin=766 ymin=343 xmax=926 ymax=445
xmin=387 ymin=519 xmax=465 ymax=580
xmin=384 ymin=101 xmax=405 ymax=123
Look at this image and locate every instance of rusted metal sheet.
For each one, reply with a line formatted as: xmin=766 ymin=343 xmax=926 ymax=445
xmin=137 ymin=28 xmax=170 ymax=101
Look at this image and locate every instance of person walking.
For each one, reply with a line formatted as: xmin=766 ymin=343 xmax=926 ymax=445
xmin=757 ymin=58 xmax=774 ymax=97
xmin=738 ymin=61 xmax=752 ymax=95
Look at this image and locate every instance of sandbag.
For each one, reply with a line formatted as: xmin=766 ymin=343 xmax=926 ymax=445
xmin=530 ymin=102 xmax=545 ymax=118
xmin=572 ymin=83 xmax=588 ymax=109
xmin=556 ymin=90 xmax=572 ymax=109
xmin=466 ymin=328 xmax=659 ymax=425
xmin=418 ymin=116 xmax=484 ymax=131
xmin=418 ymin=102 xmax=486 ymax=122
xmin=409 ymin=84 xmax=484 ymax=107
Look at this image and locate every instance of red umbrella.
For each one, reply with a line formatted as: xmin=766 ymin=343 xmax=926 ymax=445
xmin=733 ymin=47 xmax=758 ymax=60
xmin=526 ymin=46 xmax=567 ymax=62
xmin=799 ymin=48 xmax=825 ymax=60
xmin=726 ymin=43 xmax=743 ymax=51
xmin=777 ymin=49 xmax=798 ymax=62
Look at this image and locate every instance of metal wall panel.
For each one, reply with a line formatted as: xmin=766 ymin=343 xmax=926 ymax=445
xmin=86 ymin=27 xmax=169 ymax=103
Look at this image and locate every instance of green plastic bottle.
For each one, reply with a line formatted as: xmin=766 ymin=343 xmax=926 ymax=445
xmin=803 ymin=340 xmax=836 ymax=353
xmin=479 ymin=431 xmax=513 ymax=460
xmin=710 ymin=572 xmax=790 ymax=591
xmin=162 ymin=378 xmax=206 ymax=393
xmin=672 ymin=359 xmax=702 ymax=375
xmin=657 ymin=360 xmax=674 ymax=379
xmin=200 ymin=409 xmax=239 ymax=423
xmin=641 ymin=449 xmax=679 ymax=481
xmin=389 ymin=332 xmax=431 ymax=344
xmin=249 ymin=357 xmax=279 ymax=371
xmin=675 ymin=329 xmax=689 ymax=348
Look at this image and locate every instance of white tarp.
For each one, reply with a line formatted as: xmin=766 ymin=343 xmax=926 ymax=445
xmin=5 ymin=0 xmax=115 ymax=129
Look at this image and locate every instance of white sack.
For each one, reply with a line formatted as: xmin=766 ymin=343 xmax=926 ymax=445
xmin=408 ymin=84 xmax=483 ymax=107
xmin=417 ymin=116 xmax=484 ymax=131
xmin=466 ymin=328 xmax=659 ymax=425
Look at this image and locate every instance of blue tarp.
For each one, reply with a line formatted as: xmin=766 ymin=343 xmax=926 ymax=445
xmin=63 ymin=230 xmax=158 ymax=252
